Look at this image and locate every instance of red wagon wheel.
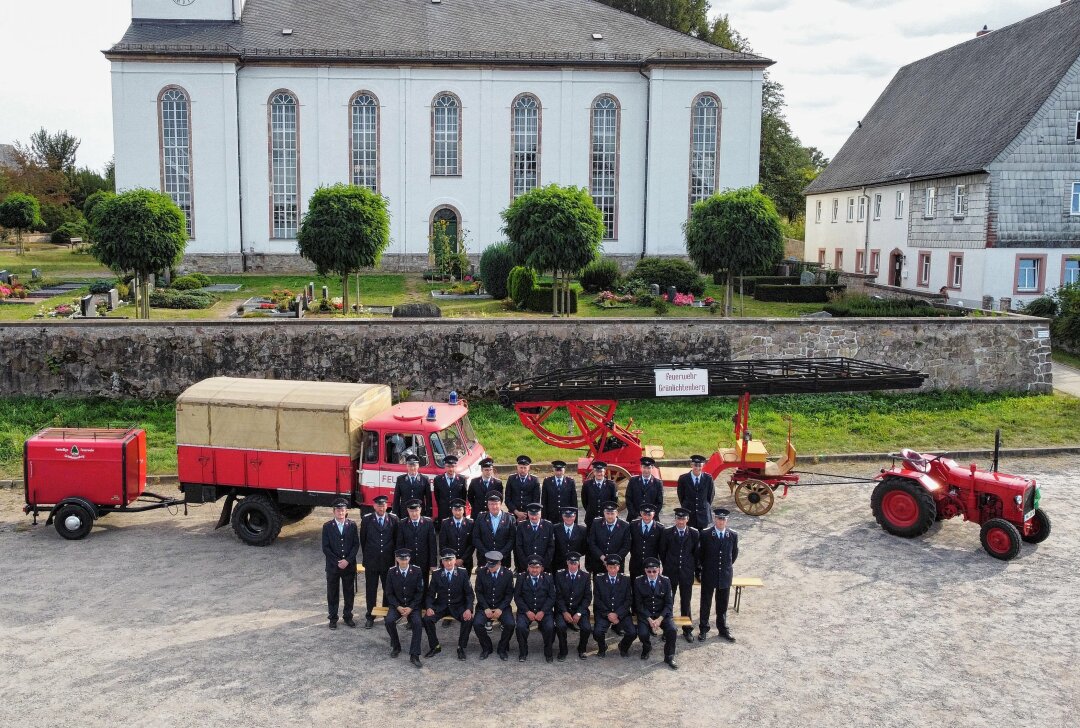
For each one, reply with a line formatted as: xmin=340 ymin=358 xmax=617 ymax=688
xmin=733 ymin=479 xmax=775 ymax=516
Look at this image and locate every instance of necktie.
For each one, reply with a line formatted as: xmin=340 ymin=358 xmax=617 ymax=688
xmin=570 ymin=573 xmax=575 ymax=583
xmin=610 ymin=577 xmax=615 ymax=585
xmin=413 ymin=521 xmax=419 ymax=527
xmin=532 ymin=578 xmax=537 ymax=587
xmin=678 ymin=530 xmax=685 ymax=539
xmin=401 ymin=570 xmax=408 ymax=578
xmin=533 ymin=525 xmax=538 ymax=532
xmin=650 ymin=580 xmax=656 ymax=591
xmin=556 ymin=478 xmax=562 ymax=489
xmin=643 ymin=524 xmax=648 ymax=534
xmin=447 ymin=571 xmax=453 ymax=582
xmin=694 ymin=477 xmax=699 ymax=487
xmin=566 ymin=528 xmax=572 ymax=538
xmin=608 ymin=524 xmax=614 ymax=533
xmin=378 ymin=517 xmax=384 ymax=527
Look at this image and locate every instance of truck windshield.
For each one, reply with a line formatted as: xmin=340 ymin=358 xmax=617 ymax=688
xmin=458 ymin=414 xmax=479 ymax=451
xmin=430 ymin=424 xmax=467 ymax=467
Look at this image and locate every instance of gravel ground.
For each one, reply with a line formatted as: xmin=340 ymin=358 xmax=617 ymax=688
xmin=0 ymin=456 xmax=1076 ymax=727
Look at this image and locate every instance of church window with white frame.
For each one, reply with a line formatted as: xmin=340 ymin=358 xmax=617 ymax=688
xmin=432 ymin=93 xmax=461 ymax=176
xmin=350 ymin=92 xmax=379 ymax=191
xmin=511 ymin=94 xmax=540 ymax=198
xmin=688 ymin=94 xmax=720 ymax=207
xmin=269 ymin=91 xmax=299 ymax=238
xmin=590 ymin=95 xmax=620 ymax=239
xmin=159 ymin=87 xmax=193 ymax=237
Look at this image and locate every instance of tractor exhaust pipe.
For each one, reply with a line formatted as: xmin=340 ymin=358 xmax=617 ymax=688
xmin=991 ymin=429 xmax=1001 ymax=473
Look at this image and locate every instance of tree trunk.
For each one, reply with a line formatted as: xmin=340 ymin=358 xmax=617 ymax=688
xmin=726 ymin=270 xmax=734 ymax=317
xmin=564 ymin=276 xmax=571 ymax=317
xmin=551 ymin=269 xmax=559 ymax=317
xmin=132 ymin=272 xmax=140 ymax=319
xmin=15 ymin=228 xmax=23 ymax=256
xmin=341 ymin=274 xmax=350 ymax=316
xmin=141 ymin=271 xmax=151 ymax=319
xmin=355 ymin=271 xmax=361 ymax=314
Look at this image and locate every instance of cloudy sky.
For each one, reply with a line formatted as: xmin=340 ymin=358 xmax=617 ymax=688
xmin=0 ymin=0 xmax=1062 ymax=172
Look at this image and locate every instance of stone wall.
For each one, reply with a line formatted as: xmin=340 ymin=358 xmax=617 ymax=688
xmin=0 ymin=317 xmax=1052 ymax=400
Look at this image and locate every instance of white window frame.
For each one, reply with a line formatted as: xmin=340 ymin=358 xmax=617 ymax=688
xmin=831 ymin=198 xmax=839 ymax=223
xmin=873 ymin=194 xmax=882 ymax=220
xmin=350 ymin=92 xmax=379 ymax=191
xmin=857 ymin=196 xmax=866 ymax=222
xmin=815 ymin=200 xmax=822 ymax=224
xmin=511 ymin=94 xmax=541 ymax=199
xmin=948 ymin=253 xmax=963 ymax=289
xmin=924 ymin=187 xmax=936 ymax=218
xmin=846 ymin=197 xmax=855 ymax=222
xmin=269 ymin=90 xmax=299 ymax=239
xmin=870 ymin=250 xmax=880 ymax=274
xmin=835 ymin=249 xmax=844 ymax=271
xmin=1064 ymin=257 xmax=1079 ymax=285
xmin=954 ymin=184 xmax=968 ymax=218
xmin=917 ymin=251 xmax=931 ymax=287
xmin=855 ymin=249 xmax=865 ymax=273
xmin=688 ymin=94 xmax=720 ymax=207
xmin=590 ymin=95 xmax=620 ymax=240
xmin=895 ymin=191 xmax=905 ymax=219
xmin=1017 ymin=257 xmax=1041 ymax=292
xmin=159 ymin=87 xmax=193 ymax=238
xmin=432 ymin=93 xmax=462 ymax=176
xmin=1071 ymin=182 xmax=1080 ymax=216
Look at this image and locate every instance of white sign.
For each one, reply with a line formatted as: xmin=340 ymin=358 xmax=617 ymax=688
xmin=1036 ymin=329 xmax=1050 ymax=339
xmin=654 ymin=368 xmax=709 ymax=397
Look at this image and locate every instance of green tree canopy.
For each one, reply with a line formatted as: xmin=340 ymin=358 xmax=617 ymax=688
xmin=596 ymin=0 xmax=711 ymax=35
xmin=20 ymin=128 xmax=81 ymax=173
xmin=0 ymin=192 xmax=42 ymax=256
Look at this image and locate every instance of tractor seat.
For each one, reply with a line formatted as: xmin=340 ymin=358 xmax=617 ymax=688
xmin=718 ymin=448 xmax=740 ymax=463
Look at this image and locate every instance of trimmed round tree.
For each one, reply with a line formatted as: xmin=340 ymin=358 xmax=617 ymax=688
xmin=297 ymin=184 xmax=390 ymax=315
xmin=88 ymin=189 xmax=187 ymax=318
xmin=684 ymin=186 xmax=785 ymax=316
xmin=502 ymin=184 xmax=603 ymax=316
xmin=0 ymin=192 xmax=42 ymax=256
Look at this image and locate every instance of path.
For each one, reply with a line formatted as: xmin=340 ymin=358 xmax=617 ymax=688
xmin=1052 ymin=361 xmax=1080 ymax=397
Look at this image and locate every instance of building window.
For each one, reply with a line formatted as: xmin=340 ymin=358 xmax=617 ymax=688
xmin=857 ymin=196 xmax=866 ymax=222
xmin=1071 ymin=182 xmax=1080 ymax=215
xmin=924 ymin=187 xmax=936 ymax=218
xmin=818 ymin=248 xmax=826 ymax=265
xmin=269 ymin=91 xmax=298 ymax=239
xmin=689 ymin=94 xmax=720 ymax=207
xmin=350 ymin=92 xmax=379 ymax=191
xmin=1064 ymin=256 xmax=1079 ymax=285
xmin=815 ymin=200 xmax=822 ymax=223
xmin=873 ymin=194 xmax=882 ymax=220
xmin=895 ymin=191 xmax=905 ymax=219
xmin=431 ymin=206 xmax=460 ymax=254
xmin=835 ymin=249 xmax=844 ymax=271
xmin=954 ymin=184 xmax=968 ymax=217
xmin=590 ymin=95 xmax=620 ymax=240
xmin=917 ymin=251 xmax=931 ymax=287
xmin=1074 ymin=111 xmax=1080 ymax=141
xmin=511 ymin=94 xmax=540 ymax=199
xmin=948 ymin=253 xmax=963 ymax=289
xmin=1015 ymin=256 xmax=1044 ymax=293
xmin=870 ymin=250 xmax=881 ymax=274
xmin=432 ymin=93 xmax=461 ymax=176
xmin=855 ymin=250 xmax=865 ymax=273
xmin=831 ymin=198 xmax=839 ymax=222
xmin=159 ymin=87 xmax=193 ymax=238
xmin=846 ymin=197 xmax=855 ymax=222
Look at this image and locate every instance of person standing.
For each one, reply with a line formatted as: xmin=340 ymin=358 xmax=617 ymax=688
xmin=632 ymin=557 xmax=678 ymax=670
xmin=396 ymin=500 xmax=438 ymax=592
xmin=505 ymin=455 xmax=541 ymax=522
xmin=514 ymin=556 xmax=556 ymax=662
xmin=432 ymin=455 xmax=467 ymax=528
xmin=698 ymin=507 xmax=739 ymax=643
xmin=628 ymin=504 xmax=663 ymax=583
xmin=659 ymin=507 xmax=700 ymax=643
xmin=359 ymin=494 xmax=398 ymax=629
xmin=580 ymin=461 xmax=616 ymax=535
xmin=438 ymin=498 xmax=475 ymax=573
xmin=553 ymin=507 xmax=587 ymax=567
xmin=625 ymin=457 xmax=664 ymax=520
xmin=322 ymin=499 xmax=360 ymax=630
xmin=386 ymin=549 xmax=425 ymax=667
xmin=467 ymin=457 xmax=502 ymax=516
xmin=676 ymin=455 xmax=715 ymax=531
xmin=514 ymin=503 xmax=555 ymax=573
xmin=393 ymin=456 xmax=431 ymax=519
xmin=586 ymin=501 xmax=630 ymax=575
xmin=541 ymin=460 xmax=578 ymax=524
xmin=591 ymin=555 xmax=637 ymax=658
xmin=472 ymin=492 xmax=515 ymax=570
xmin=422 ymin=549 xmax=476 ymax=661
xmin=553 ymin=552 xmax=593 ymax=660
xmin=472 ymin=551 xmax=517 ymax=661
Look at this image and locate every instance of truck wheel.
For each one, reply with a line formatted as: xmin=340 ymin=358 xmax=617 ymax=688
xmin=279 ymin=504 xmax=315 ymax=524
xmin=54 ymin=503 xmax=94 ymax=541
xmin=981 ymin=518 xmax=1021 ymax=560
xmin=871 ymin=477 xmax=936 ymax=538
xmin=231 ymin=494 xmax=284 ymax=547
xmin=1021 ymin=508 xmax=1051 ymax=544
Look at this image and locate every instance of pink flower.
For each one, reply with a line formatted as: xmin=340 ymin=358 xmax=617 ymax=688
xmin=464 ymin=275 xmax=473 ymax=282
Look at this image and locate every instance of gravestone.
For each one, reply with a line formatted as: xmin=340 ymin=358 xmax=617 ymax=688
xmin=321 ymin=285 xmax=329 ymax=301
xmin=666 ymin=286 xmax=678 ymax=301
xmin=981 ymin=295 xmax=994 ymax=311
xmin=295 ymin=295 xmax=305 ymax=319
xmin=0 ymin=270 xmax=10 ymax=284
xmin=800 ymin=270 xmax=816 ymax=286
xmin=814 ymin=270 xmax=828 ymax=285
xmin=80 ymin=294 xmax=97 ymax=317
xmin=649 ymin=284 xmax=660 ymax=297
xmin=393 ymin=302 xmax=442 ymax=318
xmin=107 ymin=288 xmax=120 ymax=311
xmin=31 ymin=268 xmax=41 ymax=281
xmin=801 ymin=310 xmax=833 ymax=319
xmin=307 ymin=282 xmax=314 ymax=301
xmin=999 ymin=297 xmax=1012 ymax=312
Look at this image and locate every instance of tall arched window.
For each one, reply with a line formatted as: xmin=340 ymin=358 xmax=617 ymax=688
xmin=689 ymin=94 xmax=721 ymax=207
xmin=511 ymin=94 xmax=540 ymax=198
xmin=432 ymin=93 xmax=461 ymax=176
xmin=350 ymin=92 xmax=379 ymax=191
xmin=590 ymin=95 xmax=620 ymax=240
xmin=159 ymin=87 xmax=193 ymax=238
xmin=269 ymin=91 xmax=299 ymax=238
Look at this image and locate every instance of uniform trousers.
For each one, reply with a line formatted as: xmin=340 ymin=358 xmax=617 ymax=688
xmin=515 ymin=613 xmax=555 ymax=657
xmin=637 ymin=615 xmax=678 ymax=658
xmin=326 ymin=568 xmax=355 ymax=622
xmin=555 ymin=611 xmax=593 ymax=654
xmin=422 ymin=605 xmax=472 ymax=649
xmin=592 ymin=614 xmax=637 ymax=655
xmin=363 ymin=567 xmax=389 ymax=619
xmin=669 ymin=576 xmax=695 ymax=630
xmin=473 ymin=610 xmax=515 ymax=654
xmin=386 ymin=608 xmax=424 ymax=656
xmin=698 ymin=583 xmax=731 ymax=633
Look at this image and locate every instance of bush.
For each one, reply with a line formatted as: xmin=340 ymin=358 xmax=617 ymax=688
xmin=39 ymin=203 xmax=84 ymax=233
xmin=478 ymin=243 xmax=515 ymax=299
xmin=50 ymin=221 xmax=87 ymax=245
xmin=507 ymin=266 xmax=538 ymax=307
xmin=171 ymin=275 xmax=206 ymax=291
xmin=520 ymin=285 xmax=578 ymax=314
xmin=579 ymin=258 xmax=621 ymax=293
xmin=630 ymin=257 xmax=705 ymax=296
xmin=88 ymin=280 xmax=114 ymax=295
xmin=733 ymin=276 xmax=800 ymax=295
xmin=1022 ymin=296 xmax=1058 ymax=319
xmin=149 ymin=288 xmax=216 ymax=309
xmin=652 ymin=298 xmax=670 ymax=316
xmin=823 ymin=296 xmax=966 ymax=318
xmin=754 ymin=284 xmax=846 ymax=303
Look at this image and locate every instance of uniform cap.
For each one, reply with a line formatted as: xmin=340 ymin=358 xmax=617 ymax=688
xmin=640 ymin=457 xmax=656 ymax=467
xmin=332 ymin=498 xmax=349 ymax=509
xmin=449 ymin=498 xmax=466 ymax=509
xmin=639 ymin=504 xmax=656 ymax=514
xmin=405 ymin=499 xmax=422 ymax=509
xmin=516 ymin=455 xmax=532 ymax=466
xmin=552 ymin=460 xmax=566 ymax=469
xmin=673 ymin=507 xmax=690 ymax=518
xmin=480 ymin=457 xmax=495 ymax=468
xmin=690 ymin=455 xmax=707 ymax=464
xmin=713 ymin=507 xmax=731 ymax=518
xmin=443 ymin=455 xmax=459 ymax=466
xmin=561 ymin=508 xmax=578 ymax=518
xmin=485 ymin=551 xmax=504 ymax=564
xmin=566 ymin=552 xmax=582 ymax=562
xmin=527 ymin=556 xmax=544 ymax=566
xmin=602 ymin=501 xmax=619 ymax=512
xmin=372 ymin=495 xmax=389 ymax=505
xmin=604 ymin=554 xmax=622 ymax=565
xmin=394 ymin=549 xmax=412 ymax=559
xmin=526 ymin=502 xmax=542 ymax=514
xmin=486 ymin=492 xmax=503 ymax=502
xmin=591 ymin=461 xmax=607 ymax=470
xmin=643 ymin=557 xmax=662 ymax=569
xmin=440 ymin=548 xmax=458 ymax=560
xmin=405 ymin=455 xmax=420 ymax=464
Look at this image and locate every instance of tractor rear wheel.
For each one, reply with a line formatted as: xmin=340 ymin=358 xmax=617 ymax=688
xmin=871 ymin=477 xmax=935 ymax=538
xmin=1020 ymin=508 xmax=1051 ymax=544
xmin=231 ymin=494 xmax=284 ymax=547
xmin=981 ymin=518 xmax=1021 ymax=560
xmin=53 ymin=503 xmax=94 ymax=541
xmin=279 ymin=504 xmax=316 ymax=524
xmin=733 ymin=479 xmax=775 ymax=516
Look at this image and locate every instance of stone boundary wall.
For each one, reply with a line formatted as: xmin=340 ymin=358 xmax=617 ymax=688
xmin=0 ymin=317 xmax=1052 ymax=400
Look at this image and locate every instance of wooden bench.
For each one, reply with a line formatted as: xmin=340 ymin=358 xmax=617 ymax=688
xmin=369 ymin=605 xmax=455 ymax=625
xmin=731 ymin=576 xmax=764 ymax=613
xmin=672 ymin=616 xmax=693 ymax=628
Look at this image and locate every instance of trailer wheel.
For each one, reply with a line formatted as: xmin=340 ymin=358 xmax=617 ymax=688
xmin=871 ymin=477 xmax=935 ymax=538
xmin=231 ymin=494 xmax=284 ymax=547
xmin=279 ymin=504 xmax=316 ymax=524
xmin=981 ymin=518 xmax=1021 ymax=560
xmin=1021 ymin=509 xmax=1051 ymax=544
xmin=54 ymin=503 xmax=94 ymax=541
xmin=733 ymin=479 xmax=775 ymax=516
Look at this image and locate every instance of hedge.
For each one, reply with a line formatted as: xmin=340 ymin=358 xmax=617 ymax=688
xmin=149 ymin=288 xmax=217 ymax=309
xmin=629 ymin=258 xmax=705 ymax=296
xmin=753 ymin=284 xmax=846 ymax=303
xmin=733 ymin=276 xmax=800 ymax=295
xmin=579 ymin=259 xmax=621 ymax=293
xmin=507 ymin=266 xmax=538 ymax=307
xmin=478 ymin=243 xmax=515 ymax=299
xmin=824 ymin=297 xmax=966 ymax=318
xmin=520 ymin=285 xmax=578 ymax=314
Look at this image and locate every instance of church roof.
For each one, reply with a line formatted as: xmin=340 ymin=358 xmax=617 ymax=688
xmin=805 ymin=0 xmax=1080 ymax=195
xmin=108 ymin=0 xmax=769 ymax=67
xmin=0 ymin=143 xmax=17 ymax=170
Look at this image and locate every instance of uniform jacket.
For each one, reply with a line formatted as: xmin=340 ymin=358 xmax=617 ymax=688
xmin=554 ymin=568 xmax=592 ymax=616
xmin=386 ymin=564 xmax=424 ymax=610
xmin=514 ymin=519 xmax=556 ymax=571
xmin=698 ymin=527 xmax=739 ymax=589
xmin=632 ymin=574 xmax=674 ymax=619
xmin=395 ymin=516 xmax=438 ymax=571
xmin=438 ymin=516 xmax=475 ymax=563
xmin=553 ymin=522 xmax=588 ymax=567
xmin=472 ymin=510 xmax=516 ymax=558
xmin=432 ymin=473 xmax=468 ymax=520
xmin=541 ymin=475 xmax=579 ymax=523
xmin=321 ymin=518 xmax=360 ymax=574
xmin=625 ymin=475 xmax=665 ymax=517
xmin=659 ymin=524 xmax=700 ymax=581
xmin=467 ymin=476 xmax=503 ymax=516
xmin=676 ymin=472 xmax=716 ymax=529
xmin=359 ymin=511 xmax=399 ymax=571
xmin=587 ymin=518 xmax=631 ymax=570
xmin=580 ymin=477 xmax=617 ymax=521
xmin=393 ymin=473 xmax=432 ymax=519
xmin=474 ymin=567 xmax=516 ymax=611
xmin=505 ymin=473 xmax=541 ymax=514
xmin=425 ymin=566 xmax=475 ymax=611
xmin=514 ymin=572 xmax=556 ymax=614
xmin=593 ymin=572 xmax=632 ymax=620
xmin=627 ymin=518 xmax=664 ymax=575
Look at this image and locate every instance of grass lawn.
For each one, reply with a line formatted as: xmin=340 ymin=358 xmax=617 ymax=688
xmin=3 ymin=391 xmax=1078 ymax=479
xmin=0 ymin=243 xmax=112 ymax=278
xmin=1053 ymin=349 xmax=1080 ymax=370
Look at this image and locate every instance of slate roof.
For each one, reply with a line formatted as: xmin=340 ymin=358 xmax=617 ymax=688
xmin=108 ymin=0 xmax=769 ymax=67
xmin=0 ymin=143 xmax=17 ymax=169
xmin=805 ymin=0 xmax=1080 ymax=195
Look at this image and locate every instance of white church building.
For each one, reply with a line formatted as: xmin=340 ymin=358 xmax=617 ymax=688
xmin=108 ymin=0 xmax=769 ymax=271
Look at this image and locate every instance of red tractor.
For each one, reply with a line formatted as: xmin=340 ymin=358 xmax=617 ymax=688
xmin=872 ymin=434 xmax=1051 ymax=560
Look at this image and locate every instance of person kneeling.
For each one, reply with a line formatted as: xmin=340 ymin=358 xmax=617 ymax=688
xmin=422 ymin=549 xmax=475 ymax=660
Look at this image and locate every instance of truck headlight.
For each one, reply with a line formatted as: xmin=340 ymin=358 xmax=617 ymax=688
xmin=1014 ymin=494 xmax=1023 ymax=507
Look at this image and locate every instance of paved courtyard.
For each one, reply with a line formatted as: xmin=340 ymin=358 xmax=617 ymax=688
xmin=0 ymin=456 xmax=1076 ymax=727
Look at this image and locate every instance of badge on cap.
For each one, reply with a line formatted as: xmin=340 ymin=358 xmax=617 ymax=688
xmin=372 ymin=495 xmax=389 ymax=505
xmin=516 ymin=455 xmax=532 ymax=466
xmin=406 ymin=499 xmax=422 ymax=509
xmin=566 ymin=552 xmax=581 ymax=563
xmin=526 ymin=502 xmax=542 ymax=514
xmin=405 ymin=455 xmax=420 ymax=464
xmin=395 ymin=548 xmax=412 ymax=559
xmin=486 ymin=491 xmax=503 ymax=502
xmin=690 ymin=454 xmax=707 ymax=464
xmin=592 ymin=460 xmax=607 ymax=470
xmin=485 ymin=551 xmax=504 ymax=564
xmin=552 ymin=460 xmax=566 ymax=469
xmin=602 ymin=501 xmax=619 ymax=512
xmin=673 ymin=507 xmax=690 ymax=518
xmin=713 ymin=507 xmax=730 ymax=518
xmin=639 ymin=503 xmax=656 ymax=514
xmin=561 ymin=508 xmax=577 ymax=518
xmin=450 ymin=498 xmax=466 ymax=509
xmin=480 ymin=457 xmax=494 ymax=468
xmin=604 ymin=554 xmax=622 ymax=565
xmin=640 ymin=456 xmax=656 ymax=467
xmin=643 ymin=557 xmax=662 ymax=569
xmin=443 ymin=455 xmax=458 ymax=466
xmin=440 ymin=548 xmax=457 ymax=560
xmin=527 ymin=556 xmax=544 ymax=566
xmin=333 ymin=498 xmax=348 ymax=509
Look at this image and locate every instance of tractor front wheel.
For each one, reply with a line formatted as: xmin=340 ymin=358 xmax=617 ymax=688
xmin=871 ymin=477 xmax=935 ymax=538
xmin=981 ymin=518 xmax=1021 ymax=560
xmin=733 ymin=479 xmax=775 ymax=516
xmin=231 ymin=494 xmax=284 ymax=547
xmin=1020 ymin=508 xmax=1051 ymax=544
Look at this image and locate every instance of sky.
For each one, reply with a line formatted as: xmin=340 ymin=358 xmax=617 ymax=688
xmin=0 ymin=0 xmax=1063 ymax=172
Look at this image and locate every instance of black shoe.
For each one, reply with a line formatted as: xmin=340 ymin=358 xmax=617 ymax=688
xmin=498 ymin=650 xmax=509 ymax=661
xmin=557 ymin=652 xmax=567 ymax=662
xmin=328 ymin=621 xmax=337 ymax=630
xmin=457 ymin=647 xmax=466 ymax=661
xmin=618 ymin=646 xmax=629 ymax=658
xmin=545 ymin=654 xmax=554 ymax=663
xmin=697 ymin=631 xmax=708 ymax=642
xmin=719 ymin=631 xmax=736 ymax=643
xmin=410 ymin=655 xmax=422 ymax=668
xmin=665 ymin=657 xmax=678 ymax=670
xmin=344 ymin=618 xmax=356 ymax=628
xmin=364 ymin=617 xmax=374 ymax=629
xmin=480 ymin=649 xmax=492 ymax=660
xmin=578 ymin=650 xmax=588 ymax=660
xmin=640 ymin=647 xmax=651 ymax=660
xmin=518 ymin=653 xmax=527 ymax=662
xmin=683 ymin=630 xmax=694 ymax=644
xmin=597 ymin=649 xmax=607 ymax=659
xmin=424 ymin=645 xmax=442 ymax=658
xmin=390 ymin=647 xmax=401 ymax=658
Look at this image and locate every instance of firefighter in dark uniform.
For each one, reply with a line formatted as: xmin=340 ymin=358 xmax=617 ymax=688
xmin=632 ymin=556 xmax=679 ymax=670
xmin=386 ymin=548 xmax=425 ymax=668
xmin=438 ymin=498 xmax=475 ymax=573
xmin=541 ymin=460 xmax=578 ymax=524
xmin=625 ymin=457 xmax=664 ymax=520
xmin=393 ymin=456 xmax=431 ymax=519
xmin=322 ymin=498 xmax=360 ymax=629
xmin=586 ymin=501 xmax=630 ymax=575
xmin=676 ymin=455 xmax=715 ymax=531
xmin=628 ymin=503 xmax=664 ymax=582
xmin=514 ymin=502 xmax=555 ymax=572
xmin=554 ymin=551 xmax=593 ymax=660
xmin=514 ymin=555 xmax=556 ymax=662
xmin=698 ymin=507 xmax=739 ymax=642
xmin=581 ymin=460 xmax=616 ymax=535
xmin=659 ymin=507 xmax=700 ymax=642
xmin=472 ymin=551 xmax=516 ymax=661
xmin=472 ymin=492 xmax=515 ymax=570
xmin=395 ymin=499 xmax=438 ymax=592
xmin=467 ymin=457 xmax=502 ymax=516
xmin=553 ymin=507 xmax=588 ymax=567
xmin=432 ymin=454 xmax=467 ymax=528
xmin=422 ymin=549 xmax=476 ymax=661
xmin=591 ymin=554 xmax=637 ymax=657
xmin=505 ymin=455 xmax=541 ymax=522
xmin=359 ymin=494 xmax=398 ymax=628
